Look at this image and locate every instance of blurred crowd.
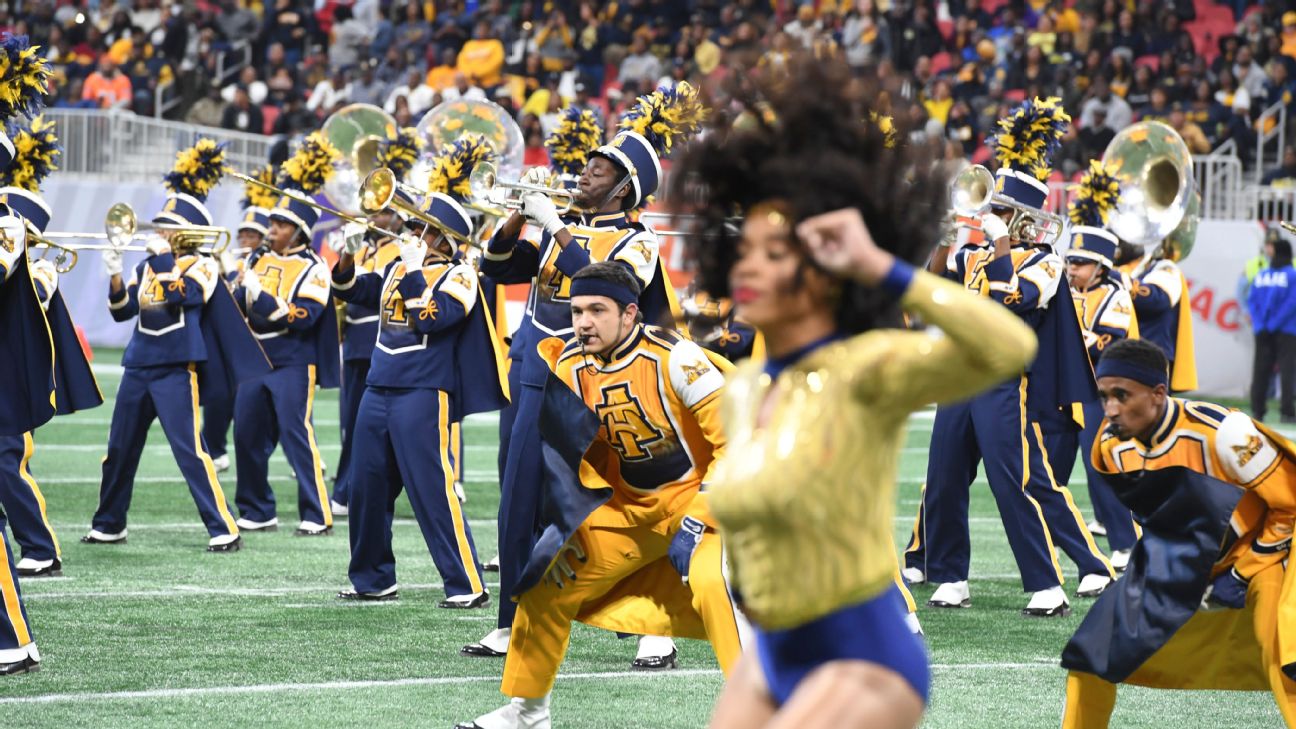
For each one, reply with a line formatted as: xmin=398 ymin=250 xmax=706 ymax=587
xmin=4 ymin=0 xmax=1296 ymax=184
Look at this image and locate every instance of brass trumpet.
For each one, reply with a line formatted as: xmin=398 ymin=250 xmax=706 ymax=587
xmin=25 ymin=203 xmax=231 ymax=272
xmin=359 ymin=168 xmax=471 ymax=245
xmin=227 ymin=169 xmax=407 ymax=242
xmin=948 ymin=164 xmax=1066 ymax=246
xmin=468 ymin=161 xmax=577 ymax=217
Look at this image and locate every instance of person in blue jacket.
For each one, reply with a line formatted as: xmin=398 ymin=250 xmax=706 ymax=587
xmin=1248 ymin=236 xmax=1296 ymax=423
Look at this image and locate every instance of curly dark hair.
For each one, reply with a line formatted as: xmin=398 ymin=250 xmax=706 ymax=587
xmin=670 ymin=56 xmax=949 ymax=335
xmin=1100 ymin=338 xmax=1169 ymax=374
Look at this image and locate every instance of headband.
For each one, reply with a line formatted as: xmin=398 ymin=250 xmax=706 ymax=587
xmin=1094 ymin=358 xmax=1169 ymax=389
xmin=570 ymin=277 xmax=639 ymax=308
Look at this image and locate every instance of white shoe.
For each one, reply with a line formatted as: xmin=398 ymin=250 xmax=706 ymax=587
xmin=235 ymin=517 xmax=278 ymax=532
xmin=632 ymin=635 xmax=678 ymax=669
xmin=461 ymin=627 xmax=511 ymax=657
xmin=483 ymin=554 xmax=501 ymax=572
xmin=294 ymin=520 xmax=332 ymax=536
xmin=15 ymin=557 xmax=55 ymax=572
xmin=904 ymin=611 xmax=924 ymax=636
xmin=211 ymin=454 xmax=230 ymax=472
xmin=330 ymin=500 xmax=349 ymax=517
xmin=1110 ymin=549 xmax=1131 ymax=572
xmin=1023 ymin=586 xmax=1071 ymax=617
xmin=454 ymin=480 xmax=467 ymax=504
xmin=927 ymin=581 xmax=971 ymax=608
xmin=459 ymin=695 xmax=551 ymax=729
xmin=1077 ymin=573 xmax=1112 ymax=598
xmin=1086 ymin=520 xmax=1107 ymax=537
xmin=81 ymin=528 xmax=127 ymax=544
xmin=901 ymin=566 xmax=925 ymax=584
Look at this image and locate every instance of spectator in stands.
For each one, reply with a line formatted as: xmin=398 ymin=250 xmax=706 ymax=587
xmin=1262 ymin=147 xmax=1296 ymax=186
xmin=574 ymin=4 xmax=610 ymax=92
xmin=1264 ymin=59 xmax=1296 ymax=118
xmin=891 ymin=2 xmax=943 ymax=73
xmin=1236 ymin=11 xmax=1275 ymax=54
xmin=1248 ymin=235 xmax=1296 ymax=423
xmin=329 ymin=6 xmax=371 ymax=70
xmin=1215 ymin=68 xmax=1251 ymax=115
xmin=1141 ymin=86 xmax=1173 ymax=122
xmin=620 ymin=34 xmax=661 ymax=90
xmin=430 ymin=2 xmax=468 ymax=57
xmin=426 ymin=48 xmax=457 ymax=92
xmin=351 ymin=61 xmax=386 ymax=107
xmin=1169 ymin=102 xmax=1212 ymax=154
xmin=262 ymin=0 xmax=310 ymax=67
xmin=1220 ymin=89 xmax=1258 ymax=160
xmin=185 ymin=84 xmax=227 ymax=127
xmin=1079 ymin=106 xmax=1116 ymax=161
xmin=1283 ymin=12 xmax=1296 ymax=61
xmin=1235 ymin=43 xmax=1268 ymax=101
xmin=131 ymin=0 xmax=164 ymax=36
xmin=1188 ymin=78 xmax=1228 ymax=144
xmin=946 ymin=99 xmax=979 ymax=156
xmin=216 ymin=0 xmax=258 ymax=52
xmin=923 ymin=77 xmax=954 ymax=127
xmin=783 ymin=5 xmax=818 ymax=49
xmin=1027 ymin=14 xmax=1057 ymax=56
xmin=1107 ymin=47 xmax=1134 ymax=98
xmin=1126 ymin=64 xmax=1156 ymax=111
xmin=535 ymin=10 xmax=574 ymax=73
xmin=82 ymin=55 xmax=132 ymax=108
xmin=54 ymin=77 xmax=99 ymax=109
xmin=1007 ymin=44 xmax=1052 ymax=91
xmin=1148 ymin=13 xmax=1191 ymax=57
xmin=221 ymin=85 xmax=264 ymax=134
xmin=393 ymin=2 xmax=431 ymax=60
xmin=459 ymin=20 xmax=505 ymax=89
xmin=385 ymin=68 xmax=436 ymax=117
xmin=441 ymin=71 xmax=485 ymax=102
xmin=843 ymin=0 xmax=888 ymax=70
xmin=1080 ymin=77 xmax=1133 ymax=131
xmin=273 ymin=92 xmax=317 ymax=135
xmin=223 ymin=66 xmax=267 ymax=106
xmin=307 ymin=67 xmax=351 ymax=117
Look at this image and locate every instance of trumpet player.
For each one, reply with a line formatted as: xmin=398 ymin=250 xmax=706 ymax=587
xmin=84 ymin=141 xmax=242 ymax=552
xmin=331 ymin=193 xmax=506 ymax=606
xmin=903 ymin=98 xmax=1112 ymax=617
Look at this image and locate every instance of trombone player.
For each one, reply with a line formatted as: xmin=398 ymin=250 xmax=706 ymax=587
xmin=83 ymin=140 xmax=246 ymax=552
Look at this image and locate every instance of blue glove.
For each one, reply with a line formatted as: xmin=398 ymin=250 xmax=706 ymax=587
xmin=668 ymin=516 xmax=707 ymax=584
xmin=1209 ymin=568 xmax=1249 ymax=609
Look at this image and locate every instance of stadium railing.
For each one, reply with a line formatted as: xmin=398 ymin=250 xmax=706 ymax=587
xmin=1255 ymin=100 xmax=1287 ymax=185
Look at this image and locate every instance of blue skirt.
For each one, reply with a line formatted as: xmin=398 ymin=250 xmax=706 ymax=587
xmin=755 ymin=585 xmax=930 ymax=706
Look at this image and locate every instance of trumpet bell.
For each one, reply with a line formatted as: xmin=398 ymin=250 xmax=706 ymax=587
xmin=951 ymin=164 xmax=995 ymax=217
xmin=1100 ymin=121 xmax=1194 ymax=248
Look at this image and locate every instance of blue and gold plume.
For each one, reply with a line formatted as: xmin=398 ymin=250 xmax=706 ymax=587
xmin=428 ymin=133 xmax=492 ymax=201
xmin=545 ymin=108 xmax=603 ymax=177
xmin=278 ymin=131 xmax=341 ymax=194
xmin=1068 ymin=159 xmax=1122 ymax=228
xmin=377 ymin=127 xmax=421 ymax=183
xmin=163 ymin=138 xmax=227 ymax=201
xmin=242 ymin=162 xmax=279 ymax=210
xmin=0 ymin=34 xmax=51 ymax=121
xmin=0 ymin=116 xmax=59 ymax=191
xmin=992 ymin=96 xmax=1070 ymax=181
xmin=617 ymin=81 xmax=707 ymax=156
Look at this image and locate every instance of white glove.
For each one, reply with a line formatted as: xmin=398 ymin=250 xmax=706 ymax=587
xmin=30 ymin=258 xmax=57 ymax=297
xmin=243 ymin=268 xmax=263 ymax=300
xmin=342 ymin=222 xmax=367 ymax=255
xmin=219 ymin=248 xmax=238 ymax=275
xmin=102 ymin=248 xmax=124 ymax=277
xmin=0 ymin=214 xmax=27 ymax=255
xmin=522 ymin=191 xmax=564 ymax=237
xmin=521 ymin=166 xmax=551 ymax=186
xmin=399 ymin=234 xmax=427 ymax=271
xmin=980 ymin=213 xmax=1011 ymax=243
xmin=146 ymin=235 xmax=172 ymax=257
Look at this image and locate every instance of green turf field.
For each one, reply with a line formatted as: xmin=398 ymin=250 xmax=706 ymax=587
xmin=0 ymin=351 xmax=1286 ymax=727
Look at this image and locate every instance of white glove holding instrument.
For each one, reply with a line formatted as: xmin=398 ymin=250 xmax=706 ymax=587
xmin=102 ymin=248 xmax=124 ymax=277
xmin=342 ymin=222 xmax=367 ymax=255
xmin=522 ymin=191 xmax=565 ymax=237
xmin=0 ymin=213 xmax=27 ymax=256
xmin=399 ymin=234 xmax=427 ymax=271
xmin=243 ymin=268 xmax=263 ymax=300
xmin=979 ymin=212 xmax=1011 ymax=243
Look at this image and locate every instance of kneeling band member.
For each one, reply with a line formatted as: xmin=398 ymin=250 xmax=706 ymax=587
xmin=332 ymin=193 xmax=505 ymax=605
xmin=459 ymin=262 xmax=744 ymax=729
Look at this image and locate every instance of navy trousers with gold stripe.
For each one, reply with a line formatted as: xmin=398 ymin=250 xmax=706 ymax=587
xmin=331 ymin=358 xmax=370 ymax=509
xmin=0 ymin=512 xmax=35 ymax=662
xmin=347 ymin=386 xmax=484 ymax=598
xmin=1043 ymin=401 xmax=1139 ymax=553
xmin=906 ymin=379 xmax=1071 ymax=592
xmin=0 ymin=434 xmax=59 ymax=563
xmin=202 ymin=395 xmax=235 ymax=460
xmin=233 ymin=365 xmax=332 ymax=527
xmin=92 ymin=365 xmax=238 ymax=538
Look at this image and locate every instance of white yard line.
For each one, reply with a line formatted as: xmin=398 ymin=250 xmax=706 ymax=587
xmin=22 ymin=580 xmax=500 ymax=601
xmin=47 ymin=517 xmax=499 ymax=531
xmin=0 ymin=662 xmax=1055 ymax=705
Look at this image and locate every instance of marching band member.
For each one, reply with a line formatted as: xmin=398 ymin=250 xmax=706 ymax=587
xmin=232 ymin=133 xmax=342 ymax=536
xmin=202 ymin=165 xmax=275 ymax=473
xmin=1123 ymin=213 xmax=1198 ymax=393
xmin=84 ymin=140 xmax=249 ymax=552
xmin=1048 ymin=162 xmax=1141 ymax=570
xmin=905 ymin=98 xmax=1112 ymax=616
xmin=0 ymin=117 xmax=101 ymax=578
xmin=663 ymin=58 xmax=1035 ymax=728
xmin=333 ymin=145 xmax=506 ymax=606
xmin=330 ymin=128 xmax=418 ymax=516
xmin=465 ymin=88 xmax=694 ymax=660
xmin=680 ymin=286 xmax=763 ymax=363
xmin=458 ymin=262 xmax=743 ymax=729
xmin=1061 ymin=338 xmax=1296 ymax=727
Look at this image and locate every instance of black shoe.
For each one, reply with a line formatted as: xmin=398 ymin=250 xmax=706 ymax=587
xmin=631 ymin=649 xmax=678 ymax=671
xmin=206 ymin=537 xmax=242 ymax=553
xmin=460 ymin=642 xmax=507 ymax=657
xmin=454 ymin=723 xmax=484 ymax=729
xmin=17 ymin=559 xmax=61 ymax=578
xmin=439 ymin=592 xmax=490 ymax=609
xmin=294 ymin=525 xmax=333 ymax=537
xmin=337 ymin=588 xmax=399 ymax=602
xmin=1021 ymin=603 xmax=1072 ymax=618
xmin=0 ymin=656 xmax=39 ymax=675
